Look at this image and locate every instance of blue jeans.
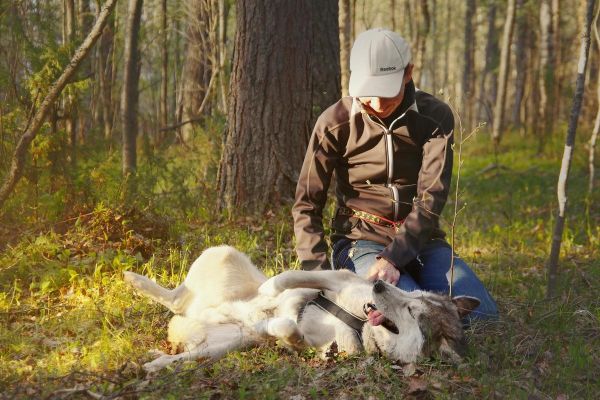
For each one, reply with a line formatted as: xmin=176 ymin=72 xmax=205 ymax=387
xmin=332 ymin=239 xmax=498 ymax=320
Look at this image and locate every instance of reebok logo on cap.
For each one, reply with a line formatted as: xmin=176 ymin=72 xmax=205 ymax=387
xmin=349 ymin=28 xmax=411 ymax=98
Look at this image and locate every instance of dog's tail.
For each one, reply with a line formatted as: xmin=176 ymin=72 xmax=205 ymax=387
xmin=123 ymin=271 xmax=192 ymax=314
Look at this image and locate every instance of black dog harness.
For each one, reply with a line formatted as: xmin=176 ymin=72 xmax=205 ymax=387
xmin=298 ymin=291 xmax=368 ymax=344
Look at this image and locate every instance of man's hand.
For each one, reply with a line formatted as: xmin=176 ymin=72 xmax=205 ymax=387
xmin=366 ymin=258 xmax=400 ymax=286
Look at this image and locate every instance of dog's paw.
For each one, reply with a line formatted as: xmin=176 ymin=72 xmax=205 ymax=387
xmin=258 ymin=277 xmax=281 ymax=297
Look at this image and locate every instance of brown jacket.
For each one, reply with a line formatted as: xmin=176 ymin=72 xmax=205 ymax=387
xmin=293 ymin=83 xmax=454 ymax=270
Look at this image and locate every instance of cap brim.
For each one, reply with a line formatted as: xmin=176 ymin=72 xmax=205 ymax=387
xmin=348 ymin=70 xmax=404 ymax=98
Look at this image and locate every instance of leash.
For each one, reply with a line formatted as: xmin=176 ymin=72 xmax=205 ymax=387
xmin=337 ymin=206 xmax=405 ymax=233
xmin=298 ymin=291 xmax=367 ymax=345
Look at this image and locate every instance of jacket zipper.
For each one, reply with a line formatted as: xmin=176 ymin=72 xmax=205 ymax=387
xmin=366 ymin=113 xmax=406 ymax=221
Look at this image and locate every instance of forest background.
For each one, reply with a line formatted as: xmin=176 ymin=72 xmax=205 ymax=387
xmin=0 ymin=0 xmax=599 ymax=398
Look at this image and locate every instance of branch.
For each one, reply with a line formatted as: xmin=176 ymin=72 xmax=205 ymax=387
xmin=0 ymin=0 xmax=118 ymax=211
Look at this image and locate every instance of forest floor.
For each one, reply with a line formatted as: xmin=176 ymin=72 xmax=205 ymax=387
xmin=0 ymin=130 xmax=599 ymax=399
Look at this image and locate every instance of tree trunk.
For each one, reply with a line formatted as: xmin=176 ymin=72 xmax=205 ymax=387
xmin=64 ymin=0 xmax=79 ymax=168
xmin=478 ymin=0 xmax=498 ymax=124
xmin=511 ymin=0 xmax=527 ymax=129
xmin=310 ymin=0 xmax=340 ymax=128
xmin=98 ymin=5 xmax=115 ymax=141
xmin=462 ymin=0 xmax=476 ymax=129
xmin=121 ymin=0 xmax=144 ymax=176
xmin=160 ymin=0 xmax=169 ymax=130
xmin=589 ymin=9 xmax=600 ymax=195
xmin=339 ymin=0 xmax=351 ymax=97
xmin=217 ymin=0 xmax=229 ymax=113
xmin=492 ymin=0 xmax=517 ymax=147
xmin=414 ymin=0 xmax=431 ymax=89
xmin=547 ymin=0 xmax=595 ymax=298
xmin=218 ymin=0 xmax=315 ymax=214
xmin=179 ymin=0 xmax=216 ymax=142
xmin=0 ymin=0 xmax=118 ymax=210
xmin=538 ymin=0 xmax=555 ymax=152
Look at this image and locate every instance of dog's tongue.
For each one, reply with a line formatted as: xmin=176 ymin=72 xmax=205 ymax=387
xmin=367 ymin=309 xmax=386 ymax=326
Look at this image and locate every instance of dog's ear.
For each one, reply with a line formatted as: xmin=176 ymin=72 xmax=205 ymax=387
xmin=451 ymin=296 xmax=480 ymax=319
xmin=439 ymin=337 xmax=467 ymax=364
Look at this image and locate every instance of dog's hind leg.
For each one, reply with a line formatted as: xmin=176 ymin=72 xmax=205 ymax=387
xmin=143 ymin=324 xmax=259 ymax=373
xmin=123 ymin=271 xmax=192 ymax=314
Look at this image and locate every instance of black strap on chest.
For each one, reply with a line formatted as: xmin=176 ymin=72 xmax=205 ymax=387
xmin=298 ymin=291 xmax=367 ymax=342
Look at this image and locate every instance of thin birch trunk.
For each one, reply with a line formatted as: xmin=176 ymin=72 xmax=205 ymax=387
xmin=547 ymin=0 xmax=595 ymax=298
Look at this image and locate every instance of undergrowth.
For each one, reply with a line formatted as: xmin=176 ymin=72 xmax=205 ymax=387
xmin=0 ymin=129 xmax=599 ymax=399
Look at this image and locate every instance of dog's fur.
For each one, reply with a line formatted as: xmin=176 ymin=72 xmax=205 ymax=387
xmin=124 ymin=246 xmax=479 ymax=372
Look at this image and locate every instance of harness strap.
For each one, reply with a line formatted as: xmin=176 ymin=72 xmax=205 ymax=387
xmin=337 ymin=206 xmax=404 ymax=233
xmin=298 ymin=292 xmax=367 ymax=344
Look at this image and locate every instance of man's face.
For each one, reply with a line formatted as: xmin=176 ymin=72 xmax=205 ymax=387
xmin=358 ymin=64 xmax=414 ymax=118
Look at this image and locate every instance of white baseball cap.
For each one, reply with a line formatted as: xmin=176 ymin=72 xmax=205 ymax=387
xmin=348 ymin=28 xmax=412 ymax=98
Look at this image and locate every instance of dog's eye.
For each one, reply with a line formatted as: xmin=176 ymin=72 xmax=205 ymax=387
xmin=408 ymin=306 xmax=415 ymax=319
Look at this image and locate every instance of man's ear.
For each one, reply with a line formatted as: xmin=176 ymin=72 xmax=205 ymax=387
xmin=451 ymin=296 xmax=480 ymax=318
xmin=403 ymin=63 xmax=414 ymax=84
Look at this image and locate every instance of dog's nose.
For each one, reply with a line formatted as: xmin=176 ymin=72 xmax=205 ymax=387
xmin=373 ymin=280 xmax=386 ymax=293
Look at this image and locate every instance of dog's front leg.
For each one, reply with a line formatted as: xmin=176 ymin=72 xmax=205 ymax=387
xmin=254 ymin=318 xmax=304 ymax=350
xmin=259 ymin=270 xmax=364 ymax=297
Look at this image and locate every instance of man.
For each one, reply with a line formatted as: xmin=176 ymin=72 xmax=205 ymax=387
xmin=293 ymin=28 xmax=497 ymax=319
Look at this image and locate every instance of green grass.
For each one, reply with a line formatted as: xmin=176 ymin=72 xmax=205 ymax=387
xmin=0 ymin=129 xmax=598 ymax=399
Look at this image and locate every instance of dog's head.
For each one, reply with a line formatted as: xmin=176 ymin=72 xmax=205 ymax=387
xmin=362 ymin=280 xmax=480 ymax=363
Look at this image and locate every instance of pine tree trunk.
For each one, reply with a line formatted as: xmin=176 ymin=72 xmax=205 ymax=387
xmin=339 ymin=0 xmax=351 ymax=97
xmin=511 ymin=0 xmax=527 ymax=128
xmin=160 ymin=0 xmax=168 ymax=130
xmin=478 ymin=0 xmax=499 ymax=124
xmin=547 ymin=0 xmax=595 ymax=298
xmin=179 ymin=0 xmax=215 ymax=142
xmin=218 ymin=0 xmax=316 ymax=214
xmin=310 ymin=0 xmax=340 ymax=128
xmin=121 ymin=0 xmax=144 ymax=176
xmin=462 ymin=0 xmax=476 ymax=129
xmin=589 ymin=10 xmax=600 ymax=195
xmin=492 ymin=0 xmax=517 ymax=147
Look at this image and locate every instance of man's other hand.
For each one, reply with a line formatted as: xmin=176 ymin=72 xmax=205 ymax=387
xmin=366 ymin=258 xmax=400 ymax=286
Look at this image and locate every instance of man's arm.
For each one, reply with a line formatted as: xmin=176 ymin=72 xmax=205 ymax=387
xmin=379 ymin=105 xmax=455 ymax=269
xmin=293 ymin=120 xmax=340 ymax=270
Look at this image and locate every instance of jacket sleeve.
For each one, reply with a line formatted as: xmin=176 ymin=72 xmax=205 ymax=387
xmin=292 ymin=120 xmax=341 ymax=270
xmin=379 ymin=107 xmax=454 ymax=269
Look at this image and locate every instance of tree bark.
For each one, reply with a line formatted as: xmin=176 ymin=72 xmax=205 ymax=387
xmin=0 ymin=0 xmax=118 ymax=210
xmin=478 ymin=0 xmax=498 ymax=124
xmin=547 ymin=0 xmax=595 ymax=298
xmin=310 ymin=0 xmax=340 ymax=128
xmin=492 ymin=0 xmax=517 ymax=147
xmin=121 ymin=0 xmax=144 ymax=176
xmin=178 ymin=0 xmax=216 ymax=142
xmin=160 ymin=0 xmax=169 ymax=130
xmin=462 ymin=0 xmax=476 ymax=129
xmin=339 ymin=0 xmax=351 ymax=97
xmin=218 ymin=0 xmax=315 ymax=214
xmin=511 ymin=0 xmax=527 ymax=128
xmin=98 ymin=4 xmax=115 ymax=141
xmin=589 ymin=8 xmax=600 ymax=195
xmin=538 ymin=0 xmax=555 ymax=152
xmin=217 ymin=0 xmax=229 ymax=113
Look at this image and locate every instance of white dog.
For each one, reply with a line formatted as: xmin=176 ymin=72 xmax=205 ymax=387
xmin=124 ymin=245 xmax=479 ymax=372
